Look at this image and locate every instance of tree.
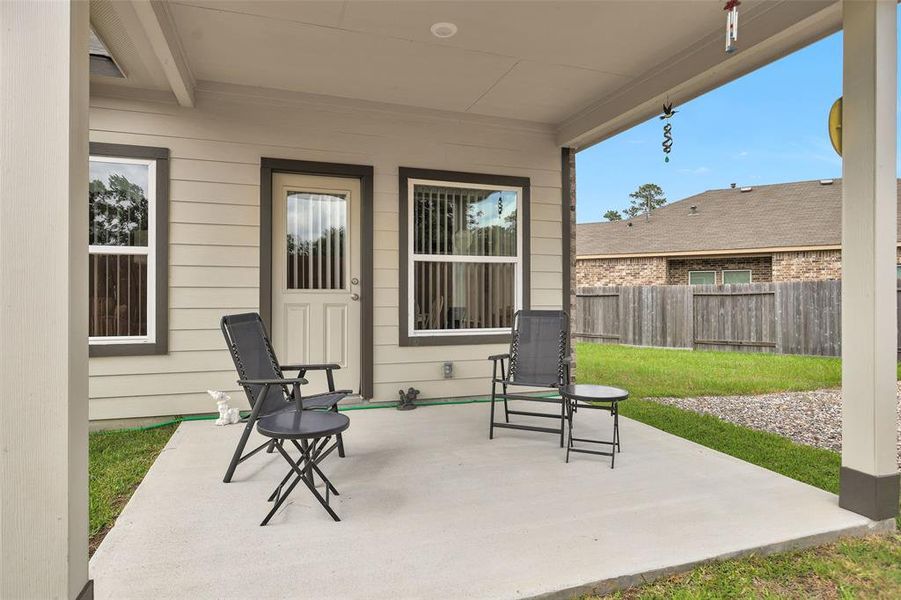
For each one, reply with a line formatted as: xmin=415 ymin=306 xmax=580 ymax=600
xmin=624 ymin=183 xmax=666 ymax=219
xmin=603 ymin=210 xmax=623 ymax=222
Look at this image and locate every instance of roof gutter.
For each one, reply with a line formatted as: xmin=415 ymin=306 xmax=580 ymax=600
xmin=575 ymin=244 xmax=872 ymax=260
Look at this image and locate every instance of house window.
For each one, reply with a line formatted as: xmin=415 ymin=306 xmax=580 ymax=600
xmin=896 ymin=265 xmax=901 ymax=279
xmin=89 ymin=143 xmax=169 ymax=356
xmin=723 ymin=269 xmax=752 ymax=284
xmin=399 ymin=168 xmax=530 ymax=346
xmin=688 ymin=270 xmax=716 ymax=285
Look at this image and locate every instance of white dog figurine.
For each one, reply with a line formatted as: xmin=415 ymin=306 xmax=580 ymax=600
xmin=209 ymin=390 xmax=241 ymax=425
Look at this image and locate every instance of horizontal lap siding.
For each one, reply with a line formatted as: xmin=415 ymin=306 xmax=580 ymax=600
xmin=88 ymin=91 xmax=562 ymax=420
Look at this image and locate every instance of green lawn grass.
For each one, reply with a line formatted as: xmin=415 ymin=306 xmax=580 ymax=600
xmin=573 ymin=343 xmax=900 ymax=599
xmin=575 ymin=342 xmax=848 ymax=399
xmin=89 ymin=424 xmax=176 ymax=553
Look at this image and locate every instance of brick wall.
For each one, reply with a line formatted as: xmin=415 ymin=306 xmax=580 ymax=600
xmin=576 ymin=256 xmax=667 ymax=286
xmin=771 ymin=250 xmax=842 ymax=281
xmin=666 ymin=256 xmax=773 ymax=284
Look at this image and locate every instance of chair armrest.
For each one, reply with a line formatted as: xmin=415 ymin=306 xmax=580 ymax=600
xmin=236 ymin=377 xmax=308 ymax=386
xmin=488 ymin=353 xmax=510 ymax=361
xmin=280 ymin=363 xmax=341 ymax=372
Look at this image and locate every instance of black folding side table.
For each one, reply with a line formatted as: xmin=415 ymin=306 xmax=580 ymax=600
xmin=256 ymin=409 xmax=350 ymax=525
xmin=561 ymin=384 xmax=628 ymax=468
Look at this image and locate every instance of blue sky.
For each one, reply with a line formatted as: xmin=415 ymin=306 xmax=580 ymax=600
xmin=575 ymin=9 xmax=900 ymax=224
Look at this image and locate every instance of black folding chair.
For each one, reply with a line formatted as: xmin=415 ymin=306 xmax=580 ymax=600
xmin=488 ymin=310 xmax=571 ymax=446
xmin=220 ymin=312 xmax=350 ymax=483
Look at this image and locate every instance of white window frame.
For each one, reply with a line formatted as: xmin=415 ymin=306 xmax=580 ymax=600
xmin=722 ymin=269 xmax=753 ymax=284
xmin=88 ymin=155 xmax=156 ymax=345
xmin=406 ymin=178 xmax=523 ymax=338
xmin=688 ymin=270 xmax=716 ymax=285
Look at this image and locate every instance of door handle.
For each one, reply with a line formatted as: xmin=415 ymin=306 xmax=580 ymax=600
xmin=350 ymin=293 xmax=360 ymax=301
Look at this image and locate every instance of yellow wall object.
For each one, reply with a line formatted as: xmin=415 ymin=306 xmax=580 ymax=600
xmin=829 ymin=97 xmax=842 ymax=156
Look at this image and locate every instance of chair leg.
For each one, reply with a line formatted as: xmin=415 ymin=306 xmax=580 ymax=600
xmin=265 ymin=439 xmax=276 ymax=454
xmin=565 ymin=400 xmax=573 ymax=463
xmin=502 ymin=384 xmax=510 ymax=423
xmin=332 ymin=405 xmax=346 ymax=458
xmin=223 ymin=418 xmax=255 ymax=483
xmin=489 ymin=380 xmax=497 ymax=440
xmin=559 ymin=397 xmax=565 ymax=448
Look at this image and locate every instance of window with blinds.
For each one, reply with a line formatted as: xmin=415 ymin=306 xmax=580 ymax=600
xmin=409 ymin=181 xmax=521 ymax=335
xmin=89 ymin=156 xmax=156 ymax=343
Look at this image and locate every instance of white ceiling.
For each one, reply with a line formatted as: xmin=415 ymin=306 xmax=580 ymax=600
xmin=90 ymin=0 xmax=840 ymax=141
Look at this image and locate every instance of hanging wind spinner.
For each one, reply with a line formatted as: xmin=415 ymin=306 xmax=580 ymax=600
xmin=660 ymin=101 xmax=677 ymax=163
xmin=724 ymin=0 xmax=740 ymax=53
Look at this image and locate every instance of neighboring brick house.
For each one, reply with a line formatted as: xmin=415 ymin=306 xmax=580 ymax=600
xmin=577 ymin=179 xmax=901 ymax=286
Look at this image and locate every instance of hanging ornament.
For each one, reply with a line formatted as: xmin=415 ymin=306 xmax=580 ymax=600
xmin=724 ymin=0 xmax=740 ymax=53
xmin=498 ymin=195 xmax=504 ymax=217
xmin=660 ymin=101 xmax=677 ymax=163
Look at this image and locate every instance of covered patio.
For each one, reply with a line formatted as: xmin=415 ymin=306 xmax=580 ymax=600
xmin=1 ymin=1 xmax=899 ymax=599
xmin=90 ymin=402 xmax=885 ymax=599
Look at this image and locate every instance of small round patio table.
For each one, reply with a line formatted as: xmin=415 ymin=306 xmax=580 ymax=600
xmin=560 ymin=384 xmax=628 ymax=468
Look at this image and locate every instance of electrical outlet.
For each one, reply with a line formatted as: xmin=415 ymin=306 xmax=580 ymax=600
xmin=442 ymin=362 xmax=454 ymax=379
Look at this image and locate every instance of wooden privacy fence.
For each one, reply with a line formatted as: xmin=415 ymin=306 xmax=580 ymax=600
xmin=574 ymin=281 xmax=857 ymax=357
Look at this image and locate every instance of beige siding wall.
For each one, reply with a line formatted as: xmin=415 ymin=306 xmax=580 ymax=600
xmin=88 ymin=89 xmax=563 ymax=420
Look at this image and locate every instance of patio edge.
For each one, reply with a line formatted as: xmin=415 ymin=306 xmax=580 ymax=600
xmin=524 ymin=517 xmax=896 ymax=600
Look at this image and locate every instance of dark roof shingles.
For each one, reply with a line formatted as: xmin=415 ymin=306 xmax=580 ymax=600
xmin=576 ymin=179 xmax=901 ymax=256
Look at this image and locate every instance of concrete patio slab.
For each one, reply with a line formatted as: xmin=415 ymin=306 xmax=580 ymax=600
xmin=90 ymin=402 xmax=888 ymax=599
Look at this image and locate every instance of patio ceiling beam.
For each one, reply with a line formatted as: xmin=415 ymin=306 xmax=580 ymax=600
xmin=556 ymin=0 xmax=840 ymax=150
xmin=132 ymin=0 xmax=195 ymax=107
xmin=839 ymin=0 xmax=899 ymax=522
xmin=0 ymin=1 xmax=91 ymax=597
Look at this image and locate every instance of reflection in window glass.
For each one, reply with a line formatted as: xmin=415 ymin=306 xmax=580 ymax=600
xmin=688 ymin=271 xmax=716 ymax=285
xmin=286 ymin=192 xmax=346 ymax=290
xmin=413 ymin=186 xmax=517 ymax=257
xmin=723 ymin=270 xmax=752 ymax=284
xmin=89 ymin=160 xmax=150 ymax=246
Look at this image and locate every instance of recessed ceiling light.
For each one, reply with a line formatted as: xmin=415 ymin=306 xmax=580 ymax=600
xmin=430 ymin=22 xmax=458 ymax=39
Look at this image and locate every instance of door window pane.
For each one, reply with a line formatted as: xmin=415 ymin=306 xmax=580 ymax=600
xmin=723 ymin=270 xmax=752 ymax=284
xmin=89 ymin=254 xmax=148 ymax=337
xmin=413 ymin=262 xmax=515 ymax=331
xmin=286 ymin=191 xmax=346 ymax=290
xmin=689 ymin=271 xmax=716 ymax=285
xmin=89 ymin=160 xmax=150 ymax=246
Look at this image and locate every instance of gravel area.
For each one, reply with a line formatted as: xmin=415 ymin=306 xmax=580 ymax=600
xmin=654 ymin=384 xmax=901 ymax=469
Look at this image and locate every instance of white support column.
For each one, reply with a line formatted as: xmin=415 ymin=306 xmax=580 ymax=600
xmin=840 ymin=0 xmax=899 ymax=521
xmin=0 ymin=1 xmax=92 ymax=598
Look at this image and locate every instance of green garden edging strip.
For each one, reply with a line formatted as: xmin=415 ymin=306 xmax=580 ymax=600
xmin=114 ymin=392 xmax=561 ymax=432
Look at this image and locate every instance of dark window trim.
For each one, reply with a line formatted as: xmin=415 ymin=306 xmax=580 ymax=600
xmin=88 ymin=142 xmax=169 ymax=357
xmin=398 ymin=167 xmax=531 ymax=347
xmin=260 ymin=158 xmax=374 ymax=399
xmin=561 ymin=148 xmax=574 ymax=356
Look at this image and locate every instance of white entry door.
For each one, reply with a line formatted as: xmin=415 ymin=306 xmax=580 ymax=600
xmin=272 ymin=173 xmax=361 ymax=395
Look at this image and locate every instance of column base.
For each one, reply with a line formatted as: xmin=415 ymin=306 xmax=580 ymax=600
xmin=839 ymin=466 xmax=900 ymax=521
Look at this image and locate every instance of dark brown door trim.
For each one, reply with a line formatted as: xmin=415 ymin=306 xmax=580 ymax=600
xmin=260 ymin=158 xmax=374 ymax=399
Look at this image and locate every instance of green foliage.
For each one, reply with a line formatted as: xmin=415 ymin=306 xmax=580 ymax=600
xmin=603 ymin=210 xmax=623 ymax=222
xmin=624 ymin=183 xmax=666 ymax=219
